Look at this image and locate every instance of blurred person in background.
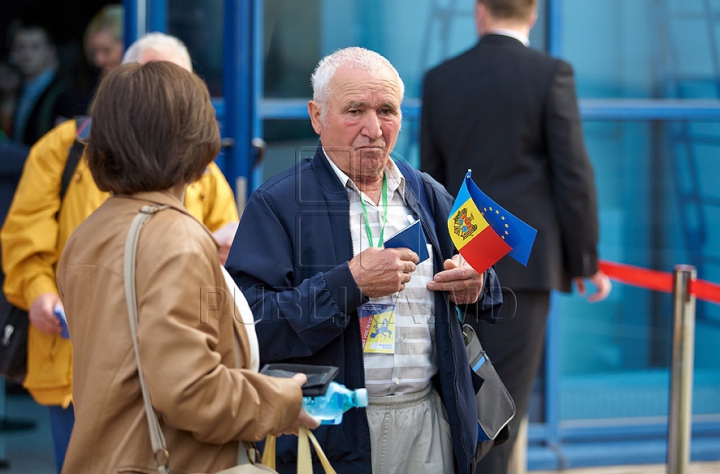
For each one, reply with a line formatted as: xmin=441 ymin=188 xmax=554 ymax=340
xmin=0 ymin=59 xmax=29 ymax=215
xmin=0 ymin=32 xmax=239 ymax=474
xmin=9 ymin=22 xmax=87 ymax=146
xmin=0 ymin=59 xmax=22 ymax=139
xmin=0 ymin=57 xmax=29 ymax=287
xmin=0 ymin=58 xmax=30 ymax=392
xmin=83 ymin=4 xmax=124 ymax=81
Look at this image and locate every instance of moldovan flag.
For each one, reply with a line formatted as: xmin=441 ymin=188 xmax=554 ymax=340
xmin=448 ymin=171 xmax=537 ymax=274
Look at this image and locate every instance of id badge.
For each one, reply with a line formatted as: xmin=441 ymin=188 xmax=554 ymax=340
xmin=358 ymin=303 xmax=396 ymax=354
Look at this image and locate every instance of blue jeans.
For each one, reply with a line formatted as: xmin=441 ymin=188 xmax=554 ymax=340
xmin=48 ymin=404 xmax=74 ymax=474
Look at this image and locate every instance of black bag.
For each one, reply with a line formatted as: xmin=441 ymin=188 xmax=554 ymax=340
xmin=0 ymin=303 xmax=29 ymax=383
xmin=463 ymin=324 xmax=516 ymax=462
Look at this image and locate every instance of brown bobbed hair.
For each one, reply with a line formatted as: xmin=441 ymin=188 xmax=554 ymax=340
xmin=86 ymin=61 xmax=220 ymax=194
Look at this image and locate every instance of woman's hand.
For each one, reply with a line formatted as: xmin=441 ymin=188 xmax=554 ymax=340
xmin=273 ymin=373 xmax=321 ymax=436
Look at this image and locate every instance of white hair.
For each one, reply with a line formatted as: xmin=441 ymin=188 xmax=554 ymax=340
xmin=121 ymin=32 xmax=192 ymax=71
xmin=311 ymin=47 xmax=405 ymax=125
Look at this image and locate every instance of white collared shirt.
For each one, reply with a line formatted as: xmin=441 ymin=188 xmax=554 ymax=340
xmin=324 ymin=152 xmax=437 ymax=396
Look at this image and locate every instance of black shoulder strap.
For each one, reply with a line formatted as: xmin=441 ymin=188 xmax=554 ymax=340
xmin=60 ymin=117 xmax=88 ymax=202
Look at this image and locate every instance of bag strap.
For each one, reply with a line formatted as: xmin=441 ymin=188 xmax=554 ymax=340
xmin=262 ymin=429 xmax=336 ymax=474
xmin=260 ymin=435 xmax=275 ymax=468
xmin=123 ymin=204 xmax=171 ymax=474
xmin=302 ymin=428 xmax=335 ymax=474
xmin=60 ymin=117 xmax=89 ymax=202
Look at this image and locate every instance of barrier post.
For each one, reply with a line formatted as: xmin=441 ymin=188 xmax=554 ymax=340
xmin=667 ymin=265 xmax=697 ymax=474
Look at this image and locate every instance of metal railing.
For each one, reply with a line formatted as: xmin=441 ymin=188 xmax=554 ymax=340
xmin=668 ymin=265 xmax=698 ymax=474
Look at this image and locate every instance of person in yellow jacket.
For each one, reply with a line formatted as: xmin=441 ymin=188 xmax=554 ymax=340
xmin=0 ymin=33 xmax=239 ymax=474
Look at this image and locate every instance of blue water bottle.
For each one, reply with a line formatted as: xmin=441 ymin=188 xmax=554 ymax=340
xmin=302 ymin=382 xmax=369 ymax=425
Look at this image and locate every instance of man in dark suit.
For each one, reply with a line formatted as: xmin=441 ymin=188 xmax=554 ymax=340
xmin=420 ymin=0 xmax=612 ymax=472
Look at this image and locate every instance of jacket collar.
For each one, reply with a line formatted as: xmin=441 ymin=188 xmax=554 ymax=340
xmin=310 ymin=141 xmax=352 ymax=197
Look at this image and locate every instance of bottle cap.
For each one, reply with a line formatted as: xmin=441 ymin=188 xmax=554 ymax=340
xmin=356 ymin=388 xmax=369 ymax=408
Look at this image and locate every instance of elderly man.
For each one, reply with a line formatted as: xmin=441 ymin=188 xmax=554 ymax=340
xmin=1 ymin=33 xmax=238 ymax=474
xmin=226 ymin=47 xmax=502 ymax=474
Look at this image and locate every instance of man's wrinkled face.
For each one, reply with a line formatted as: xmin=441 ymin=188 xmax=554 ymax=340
xmin=309 ymin=65 xmax=402 ymax=183
xmin=11 ymin=29 xmax=56 ymax=79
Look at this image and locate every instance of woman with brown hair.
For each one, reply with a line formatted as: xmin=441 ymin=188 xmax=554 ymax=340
xmin=56 ymin=61 xmax=317 ymax=473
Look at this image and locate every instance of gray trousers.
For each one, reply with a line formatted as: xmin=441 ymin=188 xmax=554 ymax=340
xmin=366 ymin=385 xmax=454 ymax=474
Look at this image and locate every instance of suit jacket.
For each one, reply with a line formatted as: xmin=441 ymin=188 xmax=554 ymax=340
xmin=56 ymin=192 xmax=301 ymax=473
xmin=421 ymin=34 xmax=599 ymax=292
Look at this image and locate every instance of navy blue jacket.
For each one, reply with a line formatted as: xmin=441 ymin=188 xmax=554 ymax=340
xmin=226 ymin=146 xmax=502 ymax=474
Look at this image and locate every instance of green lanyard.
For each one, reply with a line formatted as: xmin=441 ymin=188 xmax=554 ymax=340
xmin=359 ymin=173 xmax=388 ymax=248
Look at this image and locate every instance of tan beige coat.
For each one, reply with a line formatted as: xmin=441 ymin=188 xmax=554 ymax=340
xmin=56 ymin=191 xmax=301 ymax=474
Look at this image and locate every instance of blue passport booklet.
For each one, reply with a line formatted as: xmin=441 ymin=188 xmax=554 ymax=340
xmin=384 ymin=219 xmax=430 ymax=263
xmin=54 ymin=305 xmax=69 ymax=339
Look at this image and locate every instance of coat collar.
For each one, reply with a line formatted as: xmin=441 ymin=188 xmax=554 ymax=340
xmin=310 ymin=142 xmax=349 ymax=197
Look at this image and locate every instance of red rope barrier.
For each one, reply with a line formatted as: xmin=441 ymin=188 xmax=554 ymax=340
xmin=599 ymin=260 xmax=720 ymax=305
xmin=692 ymin=279 xmax=720 ymax=305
